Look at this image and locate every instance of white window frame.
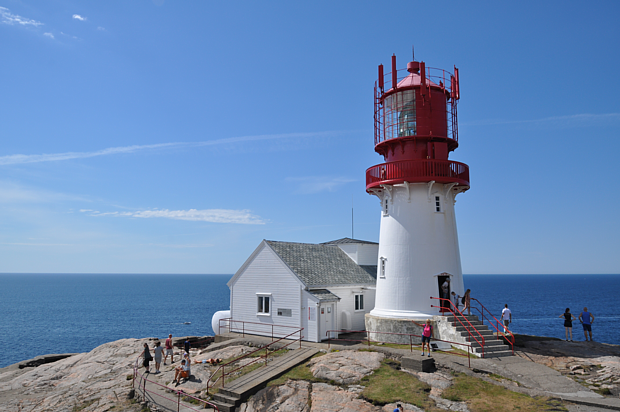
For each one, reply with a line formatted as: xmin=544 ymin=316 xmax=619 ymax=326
xmin=379 ymin=257 xmax=387 ymax=279
xmin=354 ymin=294 xmax=364 ymax=311
xmin=383 ymin=197 xmax=389 ymax=216
xmin=256 ymin=293 xmax=272 ymax=316
xmin=434 ymin=195 xmax=442 ymax=213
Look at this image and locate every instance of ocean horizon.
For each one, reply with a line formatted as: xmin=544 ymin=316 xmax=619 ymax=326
xmin=1 ymin=273 xmax=617 ymax=369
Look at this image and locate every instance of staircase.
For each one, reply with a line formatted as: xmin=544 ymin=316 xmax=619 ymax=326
xmin=210 ymin=346 xmax=319 ymax=412
xmin=436 ymin=314 xmax=513 ymax=358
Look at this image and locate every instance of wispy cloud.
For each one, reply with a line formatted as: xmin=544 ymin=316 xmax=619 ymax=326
xmin=286 ymin=176 xmax=356 ymax=194
xmin=72 ymin=14 xmax=86 ymax=21
xmin=43 ymin=32 xmax=54 ymax=39
xmin=0 ymin=131 xmax=350 ymax=166
xmin=97 ymin=26 xmax=105 ymax=31
xmin=0 ymin=180 xmax=87 ymax=204
xmin=81 ymin=208 xmax=266 ymax=225
xmin=462 ymin=113 xmax=620 ymax=127
xmin=0 ymin=6 xmax=43 ymax=26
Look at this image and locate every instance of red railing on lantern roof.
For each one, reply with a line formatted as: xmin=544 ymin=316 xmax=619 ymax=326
xmin=366 ymin=159 xmax=469 ymax=191
xmin=374 ymin=65 xmax=459 ymax=148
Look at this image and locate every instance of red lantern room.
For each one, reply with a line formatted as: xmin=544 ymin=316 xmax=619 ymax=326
xmin=366 ymin=54 xmax=470 ymax=191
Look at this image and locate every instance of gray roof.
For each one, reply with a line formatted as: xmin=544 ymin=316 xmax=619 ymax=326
xmin=308 ymin=289 xmax=341 ymax=301
xmin=321 ymin=237 xmax=378 ymax=245
xmin=360 ymin=265 xmax=378 ymax=279
xmin=265 ymin=240 xmax=376 ymax=287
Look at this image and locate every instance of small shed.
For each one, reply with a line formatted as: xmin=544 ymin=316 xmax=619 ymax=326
xmin=226 ymin=238 xmax=377 ymax=342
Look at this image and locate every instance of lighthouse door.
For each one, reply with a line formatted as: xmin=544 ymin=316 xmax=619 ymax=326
xmin=437 ymin=275 xmax=451 ymax=312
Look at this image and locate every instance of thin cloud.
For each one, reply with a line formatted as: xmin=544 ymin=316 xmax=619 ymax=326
xmin=72 ymin=14 xmax=86 ymax=21
xmin=0 ymin=131 xmax=350 ymax=166
xmin=286 ymin=176 xmax=357 ymax=194
xmin=97 ymin=26 xmax=105 ymax=31
xmin=0 ymin=6 xmax=43 ymax=26
xmin=462 ymin=113 xmax=620 ymax=127
xmin=81 ymin=208 xmax=266 ymax=225
xmin=43 ymin=32 xmax=54 ymax=39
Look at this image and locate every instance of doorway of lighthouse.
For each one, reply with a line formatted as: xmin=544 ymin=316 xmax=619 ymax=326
xmin=437 ymin=274 xmax=451 ymax=313
xmin=319 ymin=303 xmax=336 ymax=341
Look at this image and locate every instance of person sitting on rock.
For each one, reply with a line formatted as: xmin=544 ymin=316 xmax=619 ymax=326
xmin=172 ymin=359 xmax=190 ymax=385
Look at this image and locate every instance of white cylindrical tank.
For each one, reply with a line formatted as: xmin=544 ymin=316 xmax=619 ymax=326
xmin=211 ymin=310 xmax=231 ymax=335
xmin=369 ymin=181 xmax=465 ymax=319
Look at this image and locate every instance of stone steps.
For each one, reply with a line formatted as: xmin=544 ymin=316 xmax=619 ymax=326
xmin=436 ymin=314 xmax=514 ymax=358
xmin=211 ymin=346 xmax=319 ymax=412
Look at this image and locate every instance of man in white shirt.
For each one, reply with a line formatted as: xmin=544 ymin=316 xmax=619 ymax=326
xmin=501 ymin=304 xmax=512 ymax=333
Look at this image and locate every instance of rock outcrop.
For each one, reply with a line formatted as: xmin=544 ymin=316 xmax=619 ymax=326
xmin=306 ymin=350 xmax=384 ymax=384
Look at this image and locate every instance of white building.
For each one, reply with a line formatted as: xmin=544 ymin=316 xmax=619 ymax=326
xmin=225 ymin=238 xmax=377 ymax=342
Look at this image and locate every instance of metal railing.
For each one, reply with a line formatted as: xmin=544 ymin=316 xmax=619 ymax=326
xmin=206 ymin=319 xmax=304 ymax=394
xmin=325 ymin=329 xmax=473 ymax=368
xmin=133 ymin=356 xmax=220 ymax=412
xmin=219 ymin=318 xmax=304 ymax=341
xmin=430 ymin=296 xmax=486 ymax=358
xmin=470 ymin=298 xmax=515 ymax=355
xmin=366 ymin=159 xmax=469 ymax=190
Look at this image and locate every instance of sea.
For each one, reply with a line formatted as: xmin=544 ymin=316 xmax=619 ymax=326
xmin=0 ymin=273 xmax=617 ymax=369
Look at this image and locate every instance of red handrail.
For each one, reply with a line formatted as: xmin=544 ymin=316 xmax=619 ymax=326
xmin=207 ymin=321 xmax=304 ymax=394
xmin=430 ymin=296 xmax=486 ymax=358
xmin=470 ymin=298 xmax=515 ymax=355
xmin=133 ymin=356 xmax=220 ymax=411
xmin=325 ymin=329 xmax=472 ymax=368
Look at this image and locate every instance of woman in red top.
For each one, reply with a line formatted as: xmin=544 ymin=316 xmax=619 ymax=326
xmin=412 ymin=319 xmax=433 ymax=357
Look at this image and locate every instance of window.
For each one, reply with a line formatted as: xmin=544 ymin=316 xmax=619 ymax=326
xmin=383 ymin=197 xmax=389 ymax=216
xmin=257 ymin=295 xmax=270 ymax=315
xmin=435 ymin=195 xmax=442 ymax=212
xmin=379 ymin=257 xmax=386 ymax=279
xmin=355 ymin=294 xmax=364 ymax=311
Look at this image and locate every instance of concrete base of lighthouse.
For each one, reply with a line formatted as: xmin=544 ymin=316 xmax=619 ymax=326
xmin=365 ymin=313 xmax=431 ymax=345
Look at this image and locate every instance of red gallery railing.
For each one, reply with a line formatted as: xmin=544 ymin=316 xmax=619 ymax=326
xmin=366 ymin=159 xmax=469 ymax=189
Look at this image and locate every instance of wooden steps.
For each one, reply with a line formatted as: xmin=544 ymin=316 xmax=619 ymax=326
xmin=210 ymin=346 xmax=319 ymax=412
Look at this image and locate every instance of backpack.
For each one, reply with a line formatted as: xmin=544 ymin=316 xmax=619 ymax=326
xmin=461 ymin=296 xmax=465 ymax=304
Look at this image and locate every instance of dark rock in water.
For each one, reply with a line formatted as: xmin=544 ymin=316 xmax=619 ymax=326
xmin=18 ymin=353 xmax=78 ymax=369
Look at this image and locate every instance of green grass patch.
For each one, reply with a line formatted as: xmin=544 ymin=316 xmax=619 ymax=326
xmin=442 ymin=373 xmax=566 ymax=411
xmin=360 ymin=360 xmax=442 ymax=411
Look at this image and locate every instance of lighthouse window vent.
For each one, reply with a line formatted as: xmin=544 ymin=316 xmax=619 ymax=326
xmin=383 ymin=197 xmax=389 ymax=216
xmin=379 ymin=257 xmax=387 ymax=279
xmin=435 ymin=196 xmax=442 ymax=212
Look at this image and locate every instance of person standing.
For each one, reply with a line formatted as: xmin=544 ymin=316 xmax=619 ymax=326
xmin=579 ymin=307 xmax=595 ymax=341
xmin=451 ymin=291 xmax=461 ymax=312
xmin=412 ymin=319 xmax=433 ymax=357
xmin=559 ymin=308 xmax=577 ymax=341
xmin=153 ymin=341 xmax=165 ymax=374
xmin=441 ymin=278 xmax=450 ymax=310
xmin=501 ymin=304 xmax=512 ymax=333
xmin=463 ymin=289 xmax=471 ymax=315
xmin=140 ymin=342 xmax=152 ymax=374
xmin=164 ymin=334 xmax=174 ymax=365
xmin=184 ymin=338 xmax=191 ymax=355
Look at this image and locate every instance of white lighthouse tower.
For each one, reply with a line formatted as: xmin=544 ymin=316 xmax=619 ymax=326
xmin=365 ymin=54 xmax=469 ymax=340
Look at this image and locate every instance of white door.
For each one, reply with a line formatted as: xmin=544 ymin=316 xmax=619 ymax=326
xmin=320 ymin=303 xmax=335 ymax=341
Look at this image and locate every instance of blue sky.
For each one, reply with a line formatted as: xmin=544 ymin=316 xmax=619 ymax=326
xmin=1 ymin=1 xmax=619 ymax=275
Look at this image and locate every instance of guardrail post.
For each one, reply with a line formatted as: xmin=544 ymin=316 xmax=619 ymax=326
xmin=177 ymin=391 xmax=181 ymax=412
xmin=409 ymin=335 xmax=412 ymax=352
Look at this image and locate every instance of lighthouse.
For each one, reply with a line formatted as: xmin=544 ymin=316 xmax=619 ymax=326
xmin=365 ymin=53 xmax=469 ymax=339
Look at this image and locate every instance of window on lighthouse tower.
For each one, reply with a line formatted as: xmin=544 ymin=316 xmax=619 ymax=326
xmin=435 ymin=195 xmax=442 ymax=212
xmin=383 ymin=197 xmax=389 ymax=216
xmin=398 ymin=94 xmax=416 ymax=137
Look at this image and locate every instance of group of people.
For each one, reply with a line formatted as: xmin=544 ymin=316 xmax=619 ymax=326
xmin=560 ymin=307 xmax=595 ymax=342
xmin=443 ymin=281 xmax=597 ymax=342
xmin=140 ymin=334 xmax=193 ymax=386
